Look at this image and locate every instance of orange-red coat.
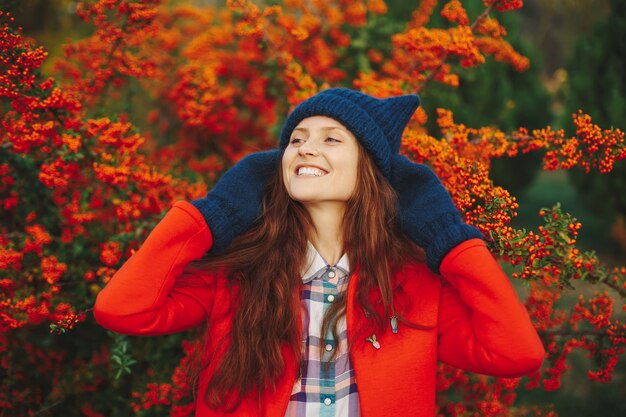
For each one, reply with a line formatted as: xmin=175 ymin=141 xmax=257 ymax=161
xmin=94 ymin=200 xmax=545 ymax=417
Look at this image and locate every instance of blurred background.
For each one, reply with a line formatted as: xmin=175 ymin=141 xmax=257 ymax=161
xmin=3 ymin=0 xmax=625 ymax=415
xmin=6 ymin=0 xmax=624 ymax=262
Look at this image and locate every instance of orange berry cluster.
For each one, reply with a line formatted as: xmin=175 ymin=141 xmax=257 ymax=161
xmin=515 ymin=111 xmax=626 ymax=173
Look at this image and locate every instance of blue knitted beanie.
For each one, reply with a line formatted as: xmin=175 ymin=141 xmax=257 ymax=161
xmin=278 ymin=88 xmax=420 ymax=179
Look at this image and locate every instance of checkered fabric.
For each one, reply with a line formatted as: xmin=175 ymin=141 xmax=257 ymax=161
xmin=284 ymin=242 xmax=360 ymax=417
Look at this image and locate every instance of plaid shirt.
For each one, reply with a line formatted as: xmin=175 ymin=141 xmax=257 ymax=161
xmin=284 ymin=242 xmax=360 ymax=417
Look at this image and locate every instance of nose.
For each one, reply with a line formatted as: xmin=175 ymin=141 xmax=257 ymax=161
xmin=298 ymin=138 xmax=319 ymax=156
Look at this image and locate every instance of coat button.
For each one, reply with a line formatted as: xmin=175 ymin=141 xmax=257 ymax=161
xmin=327 ymin=294 xmax=335 ymax=302
xmin=324 ymin=397 xmax=332 ymax=406
xmin=328 ymin=270 xmax=336 ymax=278
xmin=325 ymin=343 xmax=333 ymax=352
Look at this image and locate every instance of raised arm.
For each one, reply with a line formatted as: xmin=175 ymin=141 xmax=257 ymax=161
xmin=436 ymin=238 xmax=545 ymax=377
xmin=389 ymin=155 xmax=544 ymax=376
xmin=94 ymin=149 xmax=281 ymax=336
xmin=93 ymin=200 xmax=216 ymax=336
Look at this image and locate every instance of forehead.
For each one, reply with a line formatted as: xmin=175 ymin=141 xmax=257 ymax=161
xmin=293 ymin=115 xmax=349 ymax=131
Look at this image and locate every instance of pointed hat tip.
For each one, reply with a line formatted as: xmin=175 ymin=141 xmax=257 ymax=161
xmin=386 ymin=93 xmax=420 ymax=109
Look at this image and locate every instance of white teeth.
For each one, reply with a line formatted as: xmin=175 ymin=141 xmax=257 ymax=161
xmin=297 ymin=167 xmax=327 ymax=176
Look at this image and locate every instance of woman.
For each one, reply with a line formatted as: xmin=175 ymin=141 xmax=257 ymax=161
xmin=94 ymin=88 xmax=545 ymax=417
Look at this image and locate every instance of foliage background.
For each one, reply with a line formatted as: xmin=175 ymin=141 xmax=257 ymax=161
xmin=1 ymin=0 xmax=625 ymax=416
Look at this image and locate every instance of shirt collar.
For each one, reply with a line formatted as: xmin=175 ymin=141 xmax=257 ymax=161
xmin=301 ymin=241 xmax=350 ymax=283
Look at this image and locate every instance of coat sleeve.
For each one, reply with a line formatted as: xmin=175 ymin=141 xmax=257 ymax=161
xmin=93 ymin=200 xmax=217 ymax=336
xmin=436 ymin=238 xmax=545 ymax=377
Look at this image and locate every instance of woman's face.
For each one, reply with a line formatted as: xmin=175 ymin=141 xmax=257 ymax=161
xmin=282 ymin=116 xmax=360 ymax=207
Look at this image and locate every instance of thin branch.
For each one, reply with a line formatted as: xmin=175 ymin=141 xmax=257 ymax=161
xmin=600 ymin=279 xmax=626 ymax=297
xmin=87 ymin=17 xmax=129 ymax=98
xmin=34 ymin=399 xmax=63 ymax=416
xmin=469 ymin=3 xmax=497 ymax=32
xmin=584 ymin=272 xmax=626 ymax=298
xmin=538 ymin=328 xmax=605 ymax=338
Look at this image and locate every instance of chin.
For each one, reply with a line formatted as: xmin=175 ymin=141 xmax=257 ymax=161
xmin=286 ymin=191 xmax=320 ymax=203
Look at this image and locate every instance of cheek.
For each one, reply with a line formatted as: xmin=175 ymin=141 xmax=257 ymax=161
xmin=343 ymin=156 xmax=360 ymax=195
xmin=281 ymin=151 xmax=290 ymax=175
xmin=347 ymin=170 xmax=358 ymax=195
xmin=281 ymin=150 xmax=294 ymax=188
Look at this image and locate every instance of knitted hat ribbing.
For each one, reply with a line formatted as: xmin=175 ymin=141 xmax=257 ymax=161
xmin=278 ymin=87 xmax=421 ymax=179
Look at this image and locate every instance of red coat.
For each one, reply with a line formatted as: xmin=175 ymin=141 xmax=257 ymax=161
xmin=94 ymin=200 xmax=545 ymax=417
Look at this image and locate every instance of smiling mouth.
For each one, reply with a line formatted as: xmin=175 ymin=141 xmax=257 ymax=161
xmin=297 ymin=167 xmax=328 ymax=176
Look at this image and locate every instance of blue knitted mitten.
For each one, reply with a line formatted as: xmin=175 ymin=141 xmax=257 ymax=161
xmin=191 ymin=149 xmax=281 ymax=252
xmin=389 ymin=155 xmax=483 ymax=274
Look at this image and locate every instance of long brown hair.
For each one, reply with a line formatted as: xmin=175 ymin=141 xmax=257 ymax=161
xmin=187 ymin=143 xmax=424 ymax=410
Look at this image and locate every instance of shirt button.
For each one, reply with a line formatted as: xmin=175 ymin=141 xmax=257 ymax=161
xmin=324 ymin=397 xmax=332 ymax=406
xmin=327 ymin=294 xmax=335 ymax=302
xmin=325 ymin=343 xmax=333 ymax=352
xmin=328 ymin=270 xmax=336 ymax=278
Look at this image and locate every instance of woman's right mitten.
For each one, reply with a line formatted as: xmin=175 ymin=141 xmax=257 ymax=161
xmin=191 ymin=149 xmax=281 ymax=252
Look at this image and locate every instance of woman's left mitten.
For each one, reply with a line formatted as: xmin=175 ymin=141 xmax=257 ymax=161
xmin=389 ymin=155 xmax=482 ymax=273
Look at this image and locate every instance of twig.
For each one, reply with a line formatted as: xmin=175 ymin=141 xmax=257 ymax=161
xmin=34 ymin=399 xmax=64 ymax=416
xmin=538 ymin=328 xmax=605 ymax=338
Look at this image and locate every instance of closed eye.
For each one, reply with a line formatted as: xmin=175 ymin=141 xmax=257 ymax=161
xmin=326 ymin=137 xmax=341 ymax=143
xmin=290 ymin=137 xmax=304 ymax=144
